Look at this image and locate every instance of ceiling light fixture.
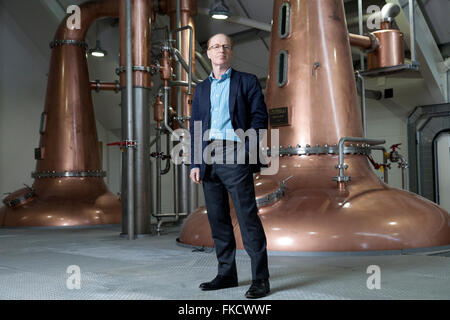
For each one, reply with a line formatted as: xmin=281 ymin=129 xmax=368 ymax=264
xmin=209 ymin=0 xmax=230 ymax=20
xmin=89 ymin=40 xmax=107 ymax=58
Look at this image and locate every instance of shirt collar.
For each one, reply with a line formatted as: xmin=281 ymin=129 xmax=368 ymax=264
xmin=209 ymin=67 xmax=232 ymax=82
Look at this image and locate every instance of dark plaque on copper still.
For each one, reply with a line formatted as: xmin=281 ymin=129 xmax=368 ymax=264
xmin=269 ymin=107 xmax=290 ymax=127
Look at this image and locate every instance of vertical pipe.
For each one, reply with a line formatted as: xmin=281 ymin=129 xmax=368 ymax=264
xmin=409 ymin=0 xmax=416 ymax=62
xmin=163 ymin=85 xmax=179 ymax=214
xmin=125 ymin=0 xmax=134 ymax=240
xmin=358 ymin=0 xmax=365 ymax=70
xmin=357 ymin=72 xmax=367 ymax=138
xmin=433 ymin=138 xmax=439 ymax=202
xmin=176 ymin=0 xmax=182 ymax=115
xmin=149 ymin=157 xmax=153 ymax=224
xmin=178 ymin=155 xmax=189 ymax=214
xmin=383 ymin=152 xmax=389 ymax=184
xmin=417 ymin=133 xmax=422 ymax=195
xmin=156 ymin=128 xmax=162 ymax=217
xmin=121 ymin=0 xmax=150 ymax=237
xmin=173 ymin=141 xmax=179 ymax=214
xmin=189 ymin=178 xmax=198 ymax=213
xmin=133 ymin=88 xmax=150 ymax=236
xmin=187 ymin=27 xmax=193 ymax=95
xmin=176 ymin=0 xmax=184 ymax=215
xmin=338 ymin=139 xmax=346 ymax=179
xmin=402 ymin=167 xmax=408 ymax=190
xmin=400 ymin=154 xmax=409 ymax=191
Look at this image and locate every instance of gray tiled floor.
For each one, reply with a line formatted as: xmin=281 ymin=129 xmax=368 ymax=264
xmin=0 ymin=224 xmax=449 ymax=300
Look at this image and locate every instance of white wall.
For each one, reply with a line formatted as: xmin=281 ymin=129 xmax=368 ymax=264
xmin=0 ymin=5 xmax=49 ymax=196
xmin=364 ymin=77 xmax=440 ymax=191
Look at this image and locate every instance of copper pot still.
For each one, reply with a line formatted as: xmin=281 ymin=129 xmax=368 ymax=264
xmin=367 ymin=27 xmax=404 ymax=70
xmin=0 ymin=0 xmax=122 ymax=227
xmin=178 ymin=0 xmax=450 ymax=252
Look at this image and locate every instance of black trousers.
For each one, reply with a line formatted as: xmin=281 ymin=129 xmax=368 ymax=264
xmin=202 ymin=141 xmax=269 ymax=281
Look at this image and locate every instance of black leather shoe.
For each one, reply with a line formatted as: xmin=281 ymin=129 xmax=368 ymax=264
xmin=199 ymin=275 xmax=238 ymax=291
xmin=245 ymin=279 xmax=270 ymax=299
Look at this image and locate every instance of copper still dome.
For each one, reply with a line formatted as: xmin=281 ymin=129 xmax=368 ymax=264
xmin=0 ymin=0 xmax=121 ymax=227
xmin=177 ymin=0 xmax=450 ymax=252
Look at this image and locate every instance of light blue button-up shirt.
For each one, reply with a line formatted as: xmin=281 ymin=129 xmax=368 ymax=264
xmin=208 ymin=68 xmax=240 ymax=142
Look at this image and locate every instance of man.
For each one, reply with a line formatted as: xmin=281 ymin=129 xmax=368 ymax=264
xmin=189 ymin=33 xmax=270 ymax=299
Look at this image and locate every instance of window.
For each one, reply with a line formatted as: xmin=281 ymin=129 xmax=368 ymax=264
xmin=279 ymin=2 xmax=291 ymax=39
xmin=277 ymin=50 xmax=288 ymax=87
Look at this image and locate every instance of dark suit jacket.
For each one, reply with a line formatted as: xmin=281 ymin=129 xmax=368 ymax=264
xmin=189 ymin=68 xmax=268 ymax=179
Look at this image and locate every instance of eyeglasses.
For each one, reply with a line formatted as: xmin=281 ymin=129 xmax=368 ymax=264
xmin=208 ymin=44 xmax=232 ymax=51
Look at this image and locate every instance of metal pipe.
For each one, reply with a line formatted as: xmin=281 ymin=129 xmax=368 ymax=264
xmin=401 ymin=162 xmax=407 ymax=190
xmin=189 ymin=176 xmax=198 ymax=214
xmin=171 ymin=25 xmax=193 ymax=93
xmin=433 ymin=137 xmax=440 ymax=203
xmin=195 ymin=51 xmax=212 ymax=75
xmin=90 ymin=80 xmax=120 ymax=92
xmin=168 ymin=80 xmax=197 ymax=87
xmin=178 ymin=161 xmax=190 ymax=216
xmin=356 ymin=71 xmax=367 ymax=137
xmin=150 ymin=129 xmax=178 ymax=226
xmin=156 ymin=127 xmax=162 ymax=219
xmin=409 ymin=0 xmax=416 ymax=62
xmin=163 ymin=86 xmax=180 ymax=139
xmin=149 ymin=155 xmax=153 ymax=228
xmin=155 ymin=213 xmax=188 ymax=218
xmin=335 ymin=137 xmax=386 ymax=184
xmin=358 ymin=0 xmax=365 ymax=70
xmin=173 ymin=48 xmax=201 ymax=84
xmin=125 ymin=0 xmax=134 ymax=240
xmin=398 ymin=153 xmax=409 ymax=190
xmin=133 ymin=87 xmax=151 ymax=237
xmin=176 ymin=0 xmax=182 ymax=122
xmin=172 ymin=38 xmax=198 ymax=87
xmin=370 ymin=146 xmax=389 ymax=184
xmin=365 ymin=89 xmax=382 ymax=100
xmin=161 ymin=132 xmax=171 ymax=175
xmin=173 ymin=143 xmax=179 ymax=215
xmin=165 ymin=0 xmax=196 ymax=221
xmin=161 ymin=84 xmax=181 ymax=219
xmin=155 ymin=212 xmax=189 ymax=235
xmin=150 ymin=128 xmax=181 ymax=230
xmin=349 ymin=33 xmax=373 ymax=50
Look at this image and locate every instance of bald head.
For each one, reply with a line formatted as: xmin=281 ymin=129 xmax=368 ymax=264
xmin=207 ymin=33 xmax=234 ymax=50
